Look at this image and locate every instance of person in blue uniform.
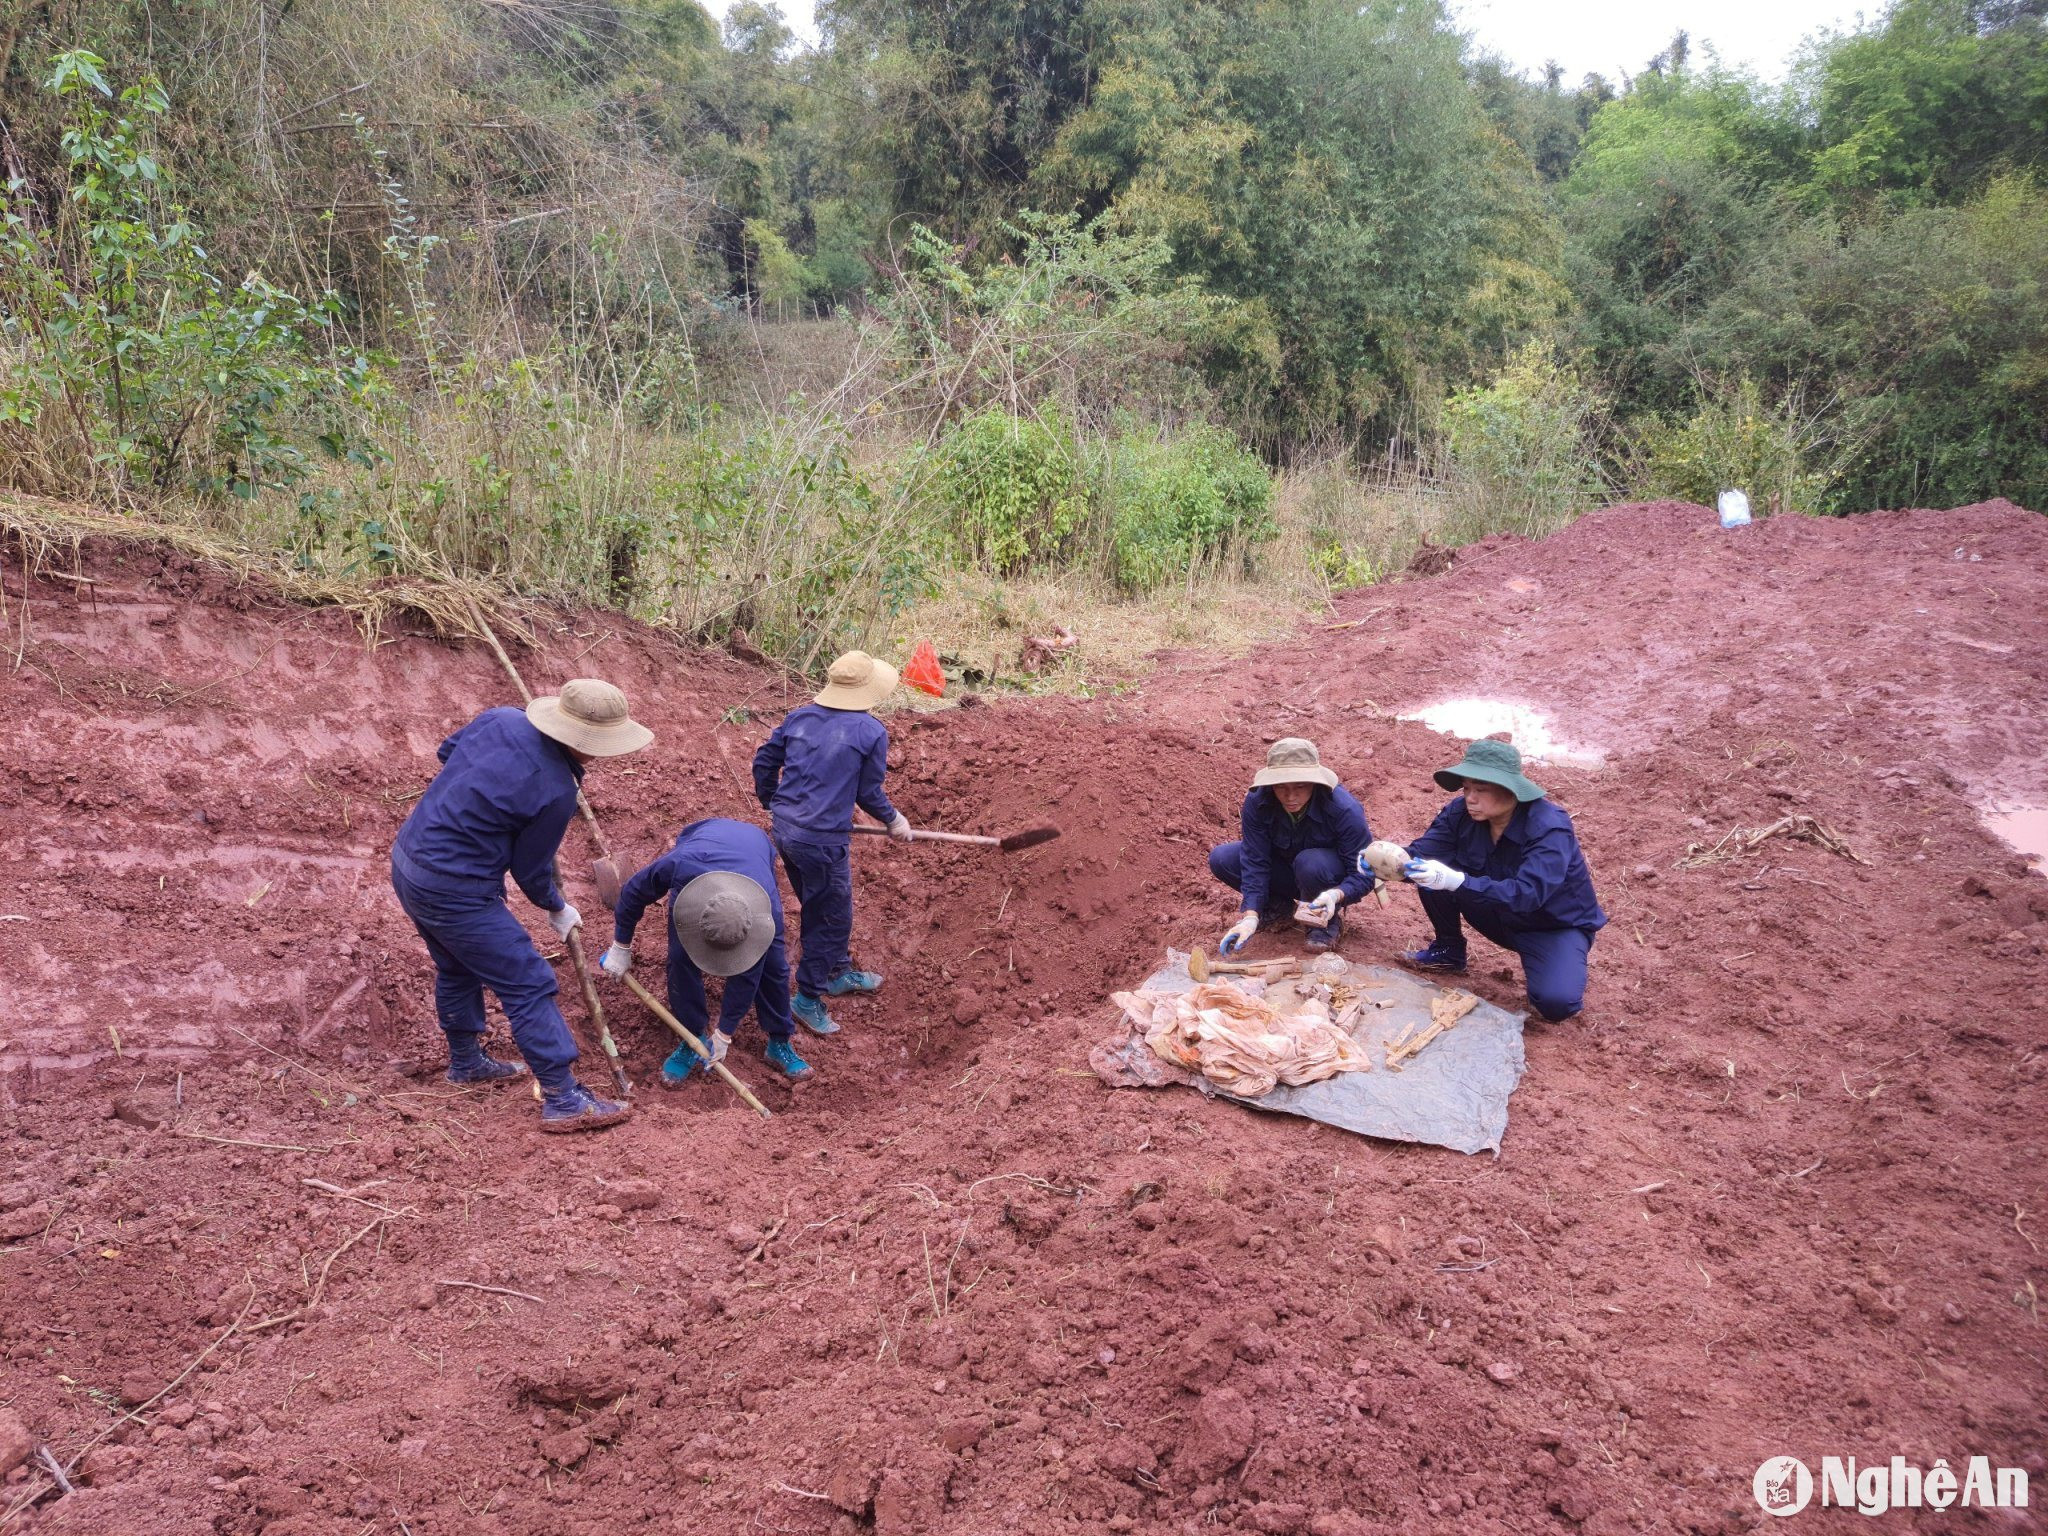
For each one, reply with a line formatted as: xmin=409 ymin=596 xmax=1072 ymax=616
xmin=1377 ymin=738 xmax=1606 ymax=1021
xmin=751 ymin=650 xmax=912 ymax=1036
xmin=599 ymin=817 xmax=813 ymax=1085
xmin=1209 ymin=738 xmax=1376 ymax=954
xmin=389 ymin=678 xmax=651 ymax=1133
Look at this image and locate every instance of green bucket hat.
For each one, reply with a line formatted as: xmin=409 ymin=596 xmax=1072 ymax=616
xmin=1433 ymin=738 xmax=1545 ymax=802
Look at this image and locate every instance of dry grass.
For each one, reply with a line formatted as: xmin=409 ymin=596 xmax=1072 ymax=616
xmin=0 ymin=491 xmax=532 ymax=645
xmin=881 ymin=468 xmax=1451 ymax=695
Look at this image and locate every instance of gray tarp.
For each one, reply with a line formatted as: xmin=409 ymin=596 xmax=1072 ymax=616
xmin=1090 ymin=951 xmax=1526 ymax=1155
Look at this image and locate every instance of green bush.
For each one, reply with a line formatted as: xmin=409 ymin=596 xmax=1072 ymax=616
xmin=926 ymin=407 xmax=1086 ymax=572
xmin=1637 ymin=377 xmax=1834 ymax=515
xmin=1101 ymin=424 xmax=1275 ymax=592
xmin=0 ymin=53 xmax=372 ymax=503
xmin=1442 ymin=344 xmax=1606 ymax=535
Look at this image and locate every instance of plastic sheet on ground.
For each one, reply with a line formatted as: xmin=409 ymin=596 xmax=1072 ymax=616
xmin=1090 ymin=950 xmax=1526 ymax=1155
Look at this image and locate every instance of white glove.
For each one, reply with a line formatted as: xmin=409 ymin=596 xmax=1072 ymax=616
xmin=599 ymin=942 xmax=632 ymax=978
xmin=1219 ymin=912 xmax=1259 ymax=955
xmin=547 ymin=902 xmax=583 ymax=939
xmin=707 ymin=1029 xmax=733 ymax=1064
xmin=1305 ymin=888 xmax=1344 ymax=925
xmin=887 ymin=812 xmax=914 ymax=845
xmin=1403 ymin=859 xmax=1466 ymax=892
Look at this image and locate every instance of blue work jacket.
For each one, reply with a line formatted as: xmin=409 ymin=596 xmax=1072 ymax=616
xmin=752 ymin=704 xmax=898 ymax=846
xmin=612 ymin=818 xmax=787 ymax=952
xmin=390 ymin=706 xmax=581 ymax=911
xmin=1408 ymin=795 xmax=1607 ymax=933
xmin=612 ymin=818 xmax=789 ymax=1039
xmin=1236 ymin=785 xmax=1375 ymax=913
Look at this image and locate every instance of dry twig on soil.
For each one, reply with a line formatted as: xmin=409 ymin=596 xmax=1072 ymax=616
xmin=1677 ymin=814 xmax=1870 ymax=869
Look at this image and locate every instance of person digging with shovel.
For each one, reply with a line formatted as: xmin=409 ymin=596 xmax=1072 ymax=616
xmin=752 ymin=650 xmax=913 ymax=1036
xmin=1373 ymin=738 xmax=1606 ymax=1021
xmin=1209 ymin=738 xmax=1377 ymax=955
xmin=389 ymin=679 xmax=651 ymax=1132
xmin=599 ymin=818 xmax=813 ymax=1085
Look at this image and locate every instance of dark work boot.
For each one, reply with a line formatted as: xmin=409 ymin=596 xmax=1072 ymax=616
xmin=446 ymin=1035 xmax=528 ymax=1086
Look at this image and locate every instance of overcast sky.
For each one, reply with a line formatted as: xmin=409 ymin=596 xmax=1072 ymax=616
xmin=709 ymin=0 xmax=1873 ymax=83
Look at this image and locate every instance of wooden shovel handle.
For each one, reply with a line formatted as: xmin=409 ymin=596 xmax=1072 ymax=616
xmin=620 ymin=974 xmax=773 ymax=1119
xmin=847 ymin=824 xmax=1001 ymax=847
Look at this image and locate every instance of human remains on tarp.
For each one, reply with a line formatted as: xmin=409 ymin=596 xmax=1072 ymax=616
xmin=1370 ymin=739 xmax=1606 ymax=1021
xmin=1208 ymin=738 xmax=1378 ymax=955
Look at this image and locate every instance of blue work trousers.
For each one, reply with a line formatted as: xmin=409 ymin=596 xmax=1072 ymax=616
xmin=1209 ymin=842 xmax=1348 ymax=917
xmin=1419 ymin=887 xmax=1593 ymax=1022
xmin=666 ymin=933 xmax=796 ymax=1043
xmin=390 ymin=865 xmax=579 ymax=1088
xmin=773 ymin=835 xmax=855 ymax=998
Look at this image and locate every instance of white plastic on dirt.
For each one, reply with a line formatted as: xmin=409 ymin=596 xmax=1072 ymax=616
xmin=1398 ymin=698 xmax=1606 ymax=769
xmin=1982 ymin=805 xmax=2048 ymax=868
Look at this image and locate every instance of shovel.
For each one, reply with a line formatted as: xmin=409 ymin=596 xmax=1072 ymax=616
xmin=463 ymin=598 xmax=624 ymax=907
xmin=847 ymin=823 xmax=1061 ymax=853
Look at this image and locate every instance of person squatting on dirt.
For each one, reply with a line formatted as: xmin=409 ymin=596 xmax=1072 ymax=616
xmin=389 ymin=680 xmax=651 ymax=1132
xmin=599 ymin=817 xmax=814 ymax=1086
xmin=751 ymin=650 xmax=913 ymax=1036
xmin=1379 ymin=738 xmax=1606 ymax=1021
xmin=1210 ymin=738 xmax=1377 ymax=954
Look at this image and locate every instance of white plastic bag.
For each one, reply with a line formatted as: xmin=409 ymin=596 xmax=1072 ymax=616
xmin=1717 ymin=489 xmax=1752 ymax=528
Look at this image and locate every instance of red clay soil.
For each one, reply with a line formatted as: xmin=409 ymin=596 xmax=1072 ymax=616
xmin=2 ymin=500 xmax=2045 ymax=1536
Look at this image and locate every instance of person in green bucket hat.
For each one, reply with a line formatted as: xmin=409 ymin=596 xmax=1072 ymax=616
xmin=1367 ymin=738 xmax=1606 ymax=1020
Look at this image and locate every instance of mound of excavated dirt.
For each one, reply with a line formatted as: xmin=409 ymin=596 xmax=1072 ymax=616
xmin=2 ymin=501 xmax=2045 ymax=1535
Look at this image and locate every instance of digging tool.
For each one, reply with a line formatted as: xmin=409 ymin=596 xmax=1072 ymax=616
xmin=1187 ymin=948 xmax=1300 ymax=982
xmin=558 ymin=911 xmax=631 ymax=1098
xmin=462 ymin=597 xmax=625 ymax=908
xmin=847 ymin=823 xmax=1061 ymax=853
xmin=619 ymin=974 xmax=773 ymax=1120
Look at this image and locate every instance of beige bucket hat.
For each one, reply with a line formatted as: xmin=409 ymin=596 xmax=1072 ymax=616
xmin=671 ymin=871 xmax=776 ymax=976
xmin=1251 ymin=737 xmax=1339 ymax=790
xmin=814 ymin=650 xmax=901 ymax=711
xmin=527 ymin=678 xmax=653 ymax=758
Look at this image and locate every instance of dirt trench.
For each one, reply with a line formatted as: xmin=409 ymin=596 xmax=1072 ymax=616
xmin=1 ymin=500 xmax=2045 ymax=1536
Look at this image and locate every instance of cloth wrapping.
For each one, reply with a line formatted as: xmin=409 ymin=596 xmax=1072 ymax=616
xmin=1109 ymin=980 xmax=1372 ymax=1099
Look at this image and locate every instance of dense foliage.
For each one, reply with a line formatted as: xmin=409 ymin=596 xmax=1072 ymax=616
xmin=0 ymin=0 xmax=2041 ymax=586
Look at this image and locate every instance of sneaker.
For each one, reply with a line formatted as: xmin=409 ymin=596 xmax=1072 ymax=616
xmin=1402 ymin=939 xmax=1468 ymax=973
xmin=538 ymin=1083 xmax=632 ymax=1134
xmin=1305 ymin=913 xmax=1344 ymax=952
xmin=763 ymin=1038 xmax=815 ymax=1082
xmin=445 ymin=1050 xmax=528 ymax=1086
xmin=822 ymin=968 xmax=883 ymax=996
xmin=659 ymin=1042 xmax=708 ymax=1089
xmin=791 ymin=993 xmax=840 ymax=1036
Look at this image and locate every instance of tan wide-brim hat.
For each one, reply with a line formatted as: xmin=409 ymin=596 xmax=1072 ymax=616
xmin=814 ymin=650 xmax=901 ymax=711
xmin=1251 ymin=736 xmax=1339 ymax=790
xmin=671 ymin=871 xmax=776 ymax=977
xmin=527 ymin=678 xmax=654 ymax=758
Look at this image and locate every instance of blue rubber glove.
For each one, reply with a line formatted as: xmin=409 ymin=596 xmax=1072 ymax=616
xmin=1218 ymin=912 xmax=1258 ymax=955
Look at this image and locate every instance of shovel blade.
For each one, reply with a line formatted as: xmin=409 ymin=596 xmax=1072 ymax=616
xmin=998 ymin=825 xmax=1062 ymax=853
xmin=593 ymin=856 xmax=623 ymax=910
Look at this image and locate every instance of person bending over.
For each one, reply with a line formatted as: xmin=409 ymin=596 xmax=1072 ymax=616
xmin=389 ymin=679 xmax=650 ymax=1133
xmin=1376 ymin=739 xmax=1605 ymax=1021
xmin=752 ymin=650 xmax=913 ymax=1036
xmin=600 ymin=817 xmax=812 ymax=1086
xmin=1209 ymin=738 xmax=1375 ymax=954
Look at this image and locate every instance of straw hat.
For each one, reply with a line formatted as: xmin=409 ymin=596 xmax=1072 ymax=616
xmin=1251 ymin=737 xmax=1339 ymax=790
xmin=671 ymin=872 xmax=776 ymax=976
xmin=526 ymin=678 xmax=653 ymax=758
xmin=814 ymin=650 xmax=900 ymax=711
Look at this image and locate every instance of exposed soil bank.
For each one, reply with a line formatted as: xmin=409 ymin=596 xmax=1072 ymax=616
xmin=2 ymin=499 xmax=2044 ymax=1535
